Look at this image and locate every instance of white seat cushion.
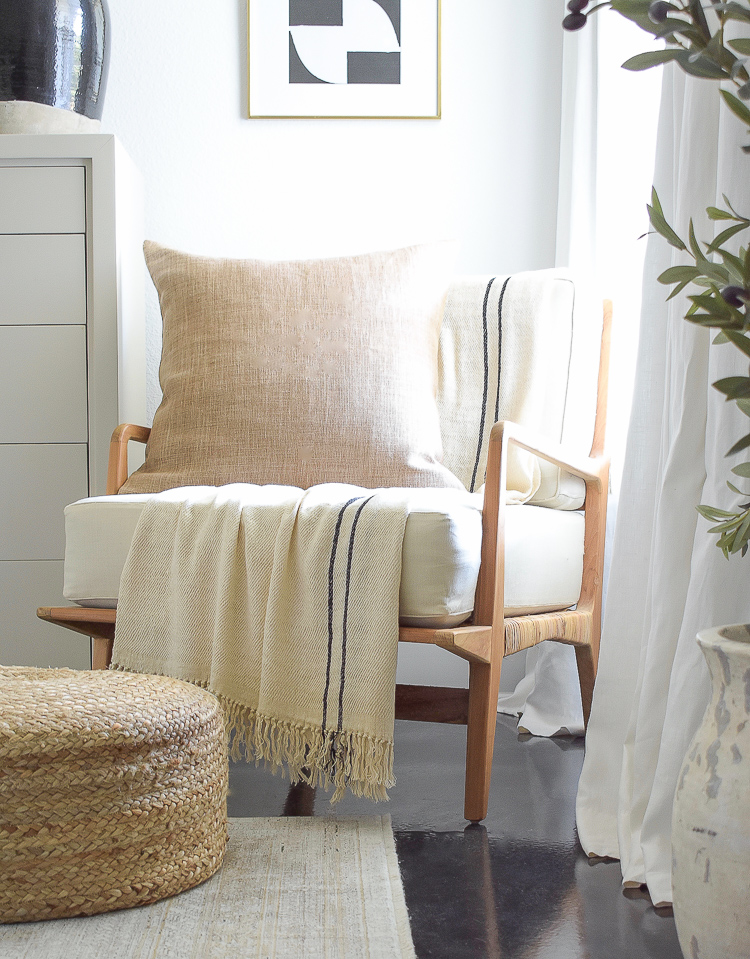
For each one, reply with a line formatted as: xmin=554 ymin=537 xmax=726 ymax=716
xmin=63 ymin=490 xmax=584 ymax=628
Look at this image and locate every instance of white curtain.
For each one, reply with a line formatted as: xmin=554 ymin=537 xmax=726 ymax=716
xmin=497 ymin=9 xmax=659 ymax=737
xmin=495 ymin=13 xmax=598 ymax=738
xmin=576 ymin=65 xmax=750 ymax=906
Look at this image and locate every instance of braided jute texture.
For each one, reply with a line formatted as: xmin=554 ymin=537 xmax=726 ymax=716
xmin=0 ymin=666 xmax=228 ymax=924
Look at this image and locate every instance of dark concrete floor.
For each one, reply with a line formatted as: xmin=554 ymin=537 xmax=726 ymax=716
xmin=228 ymin=715 xmax=683 ymax=959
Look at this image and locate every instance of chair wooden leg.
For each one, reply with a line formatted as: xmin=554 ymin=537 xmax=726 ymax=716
xmin=575 ymin=643 xmax=597 ymax=729
xmin=464 ymin=657 xmax=503 ymax=822
xmin=92 ymin=636 xmax=114 ymax=670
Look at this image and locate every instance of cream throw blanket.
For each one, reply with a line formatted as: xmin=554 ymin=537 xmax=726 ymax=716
xmin=438 ymin=270 xmax=581 ymax=501
xmin=111 ymin=483 xmax=413 ymax=801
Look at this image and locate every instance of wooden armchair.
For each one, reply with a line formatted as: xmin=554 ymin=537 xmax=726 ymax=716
xmin=39 ymin=299 xmax=610 ymax=823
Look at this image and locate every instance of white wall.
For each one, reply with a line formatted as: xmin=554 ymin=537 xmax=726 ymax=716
xmin=100 ymin=0 xmax=565 ymax=688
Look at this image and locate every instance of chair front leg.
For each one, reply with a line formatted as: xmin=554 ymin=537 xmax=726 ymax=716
xmin=464 ymin=422 xmax=509 ymax=824
xmin=464 ymin=649 xmax=504 ymax=822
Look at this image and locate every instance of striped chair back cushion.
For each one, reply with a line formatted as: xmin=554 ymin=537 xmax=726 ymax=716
xmin=437 ymin=269 xmax=601 ymax=508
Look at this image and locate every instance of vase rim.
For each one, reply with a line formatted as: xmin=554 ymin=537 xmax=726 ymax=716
xmin=697 ymin=623 xmax=750 ymax=648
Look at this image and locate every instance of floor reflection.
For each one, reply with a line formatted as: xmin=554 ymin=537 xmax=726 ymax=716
xmin=396 ymin=826 xmax=580 ymax=959
xmin=227 ymin=717 xmax=683 ymax=959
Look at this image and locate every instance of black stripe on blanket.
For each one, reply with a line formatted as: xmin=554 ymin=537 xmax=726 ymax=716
xmin=470 ymin=277 xmax=496 ymax=493
xmin=321 ymin=496 xmax=362 ymax=734
xmin=493 ymin=276 xmax=511 ymax=425
xmin=337 ymin=494 xmax=376 ymax=732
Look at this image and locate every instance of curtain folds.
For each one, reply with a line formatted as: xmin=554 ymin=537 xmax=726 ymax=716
xmin=497 ymin=8 xmax=661 ymax=739
xmin=576 ymin=67 xmax=750 ymax=907
xmin=495 ymin=14 xmax=599 ymax=739
xmin=501 ymin=7 xmax=750 ymax=907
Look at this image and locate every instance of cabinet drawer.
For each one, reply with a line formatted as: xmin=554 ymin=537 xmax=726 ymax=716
xmin=0 ymin=326 xmax=88 ymax=443
xmin=0 ymin=166 xmax=85 ymax=234
xmin=0 ymin=444 xmax=88 ymax=560
xmin=0 ymin=560 xmax=89 ymax=668
xmin=0 ymin=235 xmax=87 ymax=325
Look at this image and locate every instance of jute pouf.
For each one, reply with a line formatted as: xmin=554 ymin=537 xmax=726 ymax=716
xmin=0 ymin=666 xmax=228 ymax=923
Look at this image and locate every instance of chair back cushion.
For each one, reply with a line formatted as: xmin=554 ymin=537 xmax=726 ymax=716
xmin=120 ymin=241 xmax=464 ymax=494
xmin=438 ymin=269 xmax=601 ymax=507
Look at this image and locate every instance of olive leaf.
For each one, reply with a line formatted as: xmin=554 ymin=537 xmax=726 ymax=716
xmin=647 ymin=191 xmax=687 ymax=250
xmin=716 ymin=2 xmax=750 ymax=25
xmin=707 ymin=206 xmax=739 ymax=220
xmin=675 ymin=50 xmax=731 ymax=79
xmin=723 ymin=330 xmax=750 ymax=358
xmin=733 ymin=509 xmax=750 ymax=549
xmin=714 ymin=376 xmax=750 ymax=400
xmin=706 ymin=221 xmax=750 ymax=251
xmin=622 ymin=50 xmax=683 ymax=70
xmin=657 ymin=265 xmax=702 ymax=284
xmin=716 ymin=249 xmax=747 ymax=283
xmin=721 ymin=88 xmax=750 ymax=125
xmin=727 ymin=432 xmax=750 ymax=455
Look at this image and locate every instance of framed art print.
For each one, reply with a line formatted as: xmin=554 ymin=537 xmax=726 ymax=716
xmin=248 ymin=0 xmax=441 ymax=119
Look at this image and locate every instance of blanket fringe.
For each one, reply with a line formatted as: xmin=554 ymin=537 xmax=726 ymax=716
xmin=225 ymin=697 xmax=394 ymax=803
xmin=111 ymin=662 xmax=394 ymax=803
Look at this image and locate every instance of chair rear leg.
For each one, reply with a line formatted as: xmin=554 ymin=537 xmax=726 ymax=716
xmin=464 ymin=657 xmax=503 ymax=822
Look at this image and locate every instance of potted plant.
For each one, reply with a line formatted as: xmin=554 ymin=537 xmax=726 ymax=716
xmin=564 ymin=3 xmax=750 ymax=956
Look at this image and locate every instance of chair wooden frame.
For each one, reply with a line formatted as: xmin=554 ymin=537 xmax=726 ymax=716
xmin=38 ymin=302 xmax=611 ymax=822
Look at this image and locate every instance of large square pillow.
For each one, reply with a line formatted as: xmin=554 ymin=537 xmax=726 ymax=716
xmin=120 ymin=241 xmax=464 ymax=494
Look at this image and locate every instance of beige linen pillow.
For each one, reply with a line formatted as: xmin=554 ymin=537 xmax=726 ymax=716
xmin=120 ymin=241 xmax=464 ymax=494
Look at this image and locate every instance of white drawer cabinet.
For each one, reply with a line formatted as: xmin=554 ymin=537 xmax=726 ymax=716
xmin=0 ymin=166 xmax=85 ymax=233
xmin=0 ymin=326 xmax=88 ymax=442
xmin=0 ymin=444 xmax=89 ymax=560
xmin=0 ymin=136 xmax=145 ymax=668
xmin=0 ymin=235 xmax=87 ymax=325
xmin=0 ymin=562 xmax=71 ymax=669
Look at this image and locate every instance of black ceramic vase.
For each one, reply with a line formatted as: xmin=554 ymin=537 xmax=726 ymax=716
xmin=0 ymin=0 xmax=110 ymax=122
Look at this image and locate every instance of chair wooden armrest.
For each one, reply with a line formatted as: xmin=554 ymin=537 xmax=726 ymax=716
xmin=107 ymin=423 xmax=151 ymax=494
xmin=474 ymin=419 xmax=609 ymax=629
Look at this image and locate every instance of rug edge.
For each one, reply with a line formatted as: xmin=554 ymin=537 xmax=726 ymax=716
xmin=378 ymin=814 xmax=418 ymax=959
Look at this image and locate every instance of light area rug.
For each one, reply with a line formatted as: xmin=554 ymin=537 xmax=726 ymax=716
xmin=0 ymin=816 xmax=416 ymax=959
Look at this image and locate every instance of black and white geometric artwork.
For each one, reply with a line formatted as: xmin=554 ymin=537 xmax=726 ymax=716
xmin=289 ymin=0 xmax=401 ymax=85
xmin=248 ymin=0 xmax=439 ymax=118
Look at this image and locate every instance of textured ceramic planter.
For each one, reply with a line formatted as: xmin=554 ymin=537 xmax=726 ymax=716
xmin=0 ymin=0 xmax=109 ymax=134
xmin=672 ymin=623 xmax=750 ymax=959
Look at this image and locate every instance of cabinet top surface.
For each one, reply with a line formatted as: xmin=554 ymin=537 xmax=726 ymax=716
xmin=0 ymin=134 xmax=120 ymax=162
